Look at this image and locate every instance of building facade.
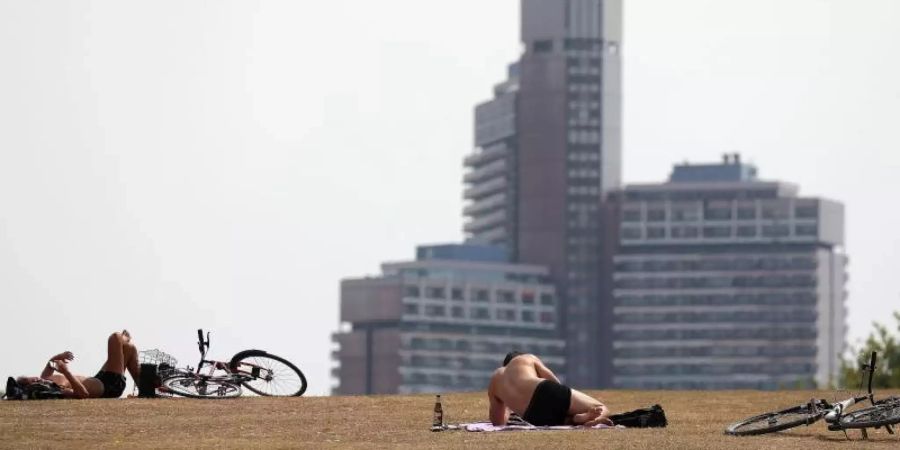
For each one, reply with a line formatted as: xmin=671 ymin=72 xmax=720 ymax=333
xmin=463 ymin=0 xmax=623 ymax=388
xmin=332 ymin=244 xmax=565 ymax=395
xmin=607 ymin=156 xmax=847 ymax=389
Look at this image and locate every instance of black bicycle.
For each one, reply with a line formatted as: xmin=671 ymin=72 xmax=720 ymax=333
xmin=725 ymin=352 xmax=900 ymax=440
xmin=158 ymin=329 xmax=307 ymax=399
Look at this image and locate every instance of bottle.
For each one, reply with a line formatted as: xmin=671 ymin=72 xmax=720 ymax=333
xmin=431 ymin=394 xmax=444 ymax=431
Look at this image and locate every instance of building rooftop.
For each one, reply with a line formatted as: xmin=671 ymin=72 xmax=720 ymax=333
xmin=670 ymin=153 xmax=758 ymax=183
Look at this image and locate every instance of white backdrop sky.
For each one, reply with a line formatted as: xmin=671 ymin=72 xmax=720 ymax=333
xmin=1 ymin=1 xmax=898 ymax=395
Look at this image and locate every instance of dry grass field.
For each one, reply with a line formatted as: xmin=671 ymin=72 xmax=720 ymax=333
xmin=2 ymin=390 xmax=899 ymax=449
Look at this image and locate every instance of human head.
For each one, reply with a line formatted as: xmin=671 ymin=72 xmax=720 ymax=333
xmin=16 ymin=376 xmax=40 ymax=386
xmin=503 ymin=351 xmax=525 ymax=367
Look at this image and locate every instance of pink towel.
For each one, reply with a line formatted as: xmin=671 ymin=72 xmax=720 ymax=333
xmin=458 ymin=422 xmax=622 ymax=432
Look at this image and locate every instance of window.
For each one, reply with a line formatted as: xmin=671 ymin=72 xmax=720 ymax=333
xmin=647 ymin=209 xmax=666 ymax=222
xmin=762 ymin=225 xmax=790 ymax=237
xmin=795 ymin=203 xmax=818 ymax=219
xmin=471 ymin=307 xmax=490 ymax=319
xmin=703 ymin=226 xmax=731 ymax=238
xmin=622 ymin=227 xmax=642 ymax=239
xmin=425 ymin=287 xmax=445 ymax=299
xmin=404 ymin=285 xmax=420 ymax=297
xmin=671 ymin=206 xmax=699 ymax=222
xmin=496 ymin=309 xmax=516 ymax=321
xmin=522 ymin=310 xmax=536 ymax=322
xmin=736 ymin=225 xmax=757 ymax=237
xmin=795 ymin=224 xmax=818 ymax=236
xmin=404 ymin=304 xmax=419 ymax=315
xmin=540 ymin=293 xmax=555 ymax=305
xmin=623 ymin=209 xmax=642 ymax=222
xmin=647 ymin=227 xmax=666 ymax=239
xmin=498 ymin=290 xmax=516 ymax=304
xmin=474 ymin=289 xmax=490 ymax=302
xmin=451 ymin=306 xmax=465 ymax=318
xmin=737 ymin=205 xmax=756 ymax=220
xmin=425 ymin=305 xmax=446 ymax=317
xmin=540 ymin=312 xmax=556 ymax=324
xmin=451 ymin=288 xmax=464 ymax=301
xmin=671 ymin=226 xmax=699 ymax=238
xmin=533 ymin=40 xmax=553 ymax=53
xmin=514 ymin=291 xmax=531 ymax=304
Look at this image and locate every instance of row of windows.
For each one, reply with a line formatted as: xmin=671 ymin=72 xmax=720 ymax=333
xmin=402 ymin=372 xmax=491 ymax=389
xmin=616 ymin=256 xmax=817 ymax=272
xmin=614 ymin=345 xmax=816 ymax=359
xmin=404 ymin=285 xmax=555 ymax=305
xmin=616 ymin=362 xmax=816 ymax=376
xmin=568 ymin=130 xmax=600 ymax=144
xmin=614 ymin=378 xmax=816 ymax=390
xmin=614 ymin=327 xmax=817 ymax=341
xmin=615 ymin=292 xmax=817 ymax=307
xmin=623 ymin=203 xmax=819 ymax=222
xmin=403 ymin=303 xmax=556 ymax=324
xmin=621 ymin=224 xmax=818 ymax=240
xmin=616 ymin=274 xmax=817 ymax=290
xmin=405 ymin=337 xmax=564 ymax=356
xmin=568 ymin=151 xmax=600 ymax=162
xmin=615 ymin=309 xmax=817 ymax=324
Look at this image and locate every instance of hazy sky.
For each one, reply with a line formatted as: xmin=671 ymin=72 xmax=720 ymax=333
xmin=1 ymin=1 xmax=898 ymax=396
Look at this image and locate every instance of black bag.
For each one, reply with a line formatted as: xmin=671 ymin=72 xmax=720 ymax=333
xmin=4 ymin=377 xmax=64 ymax=400
xmin=610 ymin=404 xmax=667 ymax=428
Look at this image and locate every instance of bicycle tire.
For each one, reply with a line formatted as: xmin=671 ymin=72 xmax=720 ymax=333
xmin=161 ymin=375 xmax=242 ymax=399
xmin=725 ymin=402 xmax=825 ymax=436
xmin=837 ymin=397 xmax=900 ymax=429
xmin=229 ymin=350 xmax=307 ymax=397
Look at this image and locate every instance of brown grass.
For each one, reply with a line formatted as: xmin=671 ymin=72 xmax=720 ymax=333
xmin=2 ymin=390 xmax=899 ymax=449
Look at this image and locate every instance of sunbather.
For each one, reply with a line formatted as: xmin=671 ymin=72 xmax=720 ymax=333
xmin=16 ymin=330 xmax=140 ymax=399
xmin=487 ymin=351 xmax=612 ymax=427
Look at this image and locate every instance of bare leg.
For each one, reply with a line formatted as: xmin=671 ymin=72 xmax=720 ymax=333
xmin=568 ymin=388 xmax=612 ymax=426
xmin=101 ymin=331 xmax=139 ymax=380
xmin=572 ymin=405 xmax=603 ymax=425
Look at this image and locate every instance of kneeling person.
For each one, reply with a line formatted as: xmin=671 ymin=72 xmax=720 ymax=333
xmin=487 ymin=352 xmax=611 ymax=426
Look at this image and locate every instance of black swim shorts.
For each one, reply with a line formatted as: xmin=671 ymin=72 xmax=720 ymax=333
xmin=523 ymin=379 xmax=572 ymax=426
xmin=93 ymin=371 xmax=126 ymax=398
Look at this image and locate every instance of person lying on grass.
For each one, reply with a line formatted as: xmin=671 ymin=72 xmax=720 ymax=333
xmin=16 ymin=330 xmax=139 ymax=399
xmin=488 ymin=351 xmax=612 ymax=427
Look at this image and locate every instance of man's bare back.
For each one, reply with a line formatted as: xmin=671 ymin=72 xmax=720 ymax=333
xmin=487 ymin=353 xmax=611 ymax=426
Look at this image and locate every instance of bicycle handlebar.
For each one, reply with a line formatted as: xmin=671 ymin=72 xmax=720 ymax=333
xmin=867 ymin=351 xmax=877 ymax=396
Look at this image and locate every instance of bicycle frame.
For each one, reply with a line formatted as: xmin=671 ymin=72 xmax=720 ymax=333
xmin=193 ymin=329 xmax=267 ymax=384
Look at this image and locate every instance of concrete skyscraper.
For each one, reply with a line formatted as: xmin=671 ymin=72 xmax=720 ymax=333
xmin=464 ymin=0 xmax=623 ymax=387
xmin=606 ymin=157 xmax=847 ymax=389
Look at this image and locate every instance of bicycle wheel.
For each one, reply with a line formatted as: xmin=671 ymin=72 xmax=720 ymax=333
xmin=161 ymin=375 xmax=242 ymax=399
xmin=838 ymin=398 xmax=900 ymax=429
xmin=725 ymin=402 xmax=825 ymax=436
xmin=230 ymin=350 xmax=307 ymax=397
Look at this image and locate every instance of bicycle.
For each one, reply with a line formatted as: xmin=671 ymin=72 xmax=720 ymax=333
xmin=157 ymin=329 xmax=308 ymax=399
xmin=725 ymin=352 xmax=900 ymax=440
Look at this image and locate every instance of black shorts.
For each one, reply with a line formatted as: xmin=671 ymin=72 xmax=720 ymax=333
xmin=523 ymin=380 xmax=572 ymax=426
xmin=93 ymin=371 xmax=126 ymax=398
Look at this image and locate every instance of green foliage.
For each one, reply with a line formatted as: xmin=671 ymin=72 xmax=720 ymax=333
xmin=839 ymin=311 xmax=900 ymax=389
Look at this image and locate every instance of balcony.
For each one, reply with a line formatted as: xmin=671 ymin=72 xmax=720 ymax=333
xmin=463 ymin=193 xmax=507 ymax=217
xmin=464 ymin=177 xmax=507 ymax=201
xmin=464 ymin=158 xmax=507 ymax=184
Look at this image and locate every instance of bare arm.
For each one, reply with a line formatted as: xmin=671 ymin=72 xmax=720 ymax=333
xmin=534 ymin=359 xmax=561 ymax=384
xmin=42 ymin=351 xmax=74 ymax=379
xmin=40 ymin=361 xmax=55 ymax=379
xmin=487 ymin=372 xmax=510 ymax=426
xmin=54 ymin=362 xmax=90 ymax=399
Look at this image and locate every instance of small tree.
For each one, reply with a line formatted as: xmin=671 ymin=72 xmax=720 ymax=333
xmin=839 ymin=312 xmax=900 ymax=389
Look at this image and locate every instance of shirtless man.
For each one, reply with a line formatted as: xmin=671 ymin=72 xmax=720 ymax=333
xmin=488 ymin=351 xmax=612 ymax=427
xmin=16 ymin=330 xmax=140 ymax=399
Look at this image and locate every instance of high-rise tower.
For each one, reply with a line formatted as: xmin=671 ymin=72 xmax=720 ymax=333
xmin=464 ymin=0 xmax=623 ymax=387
